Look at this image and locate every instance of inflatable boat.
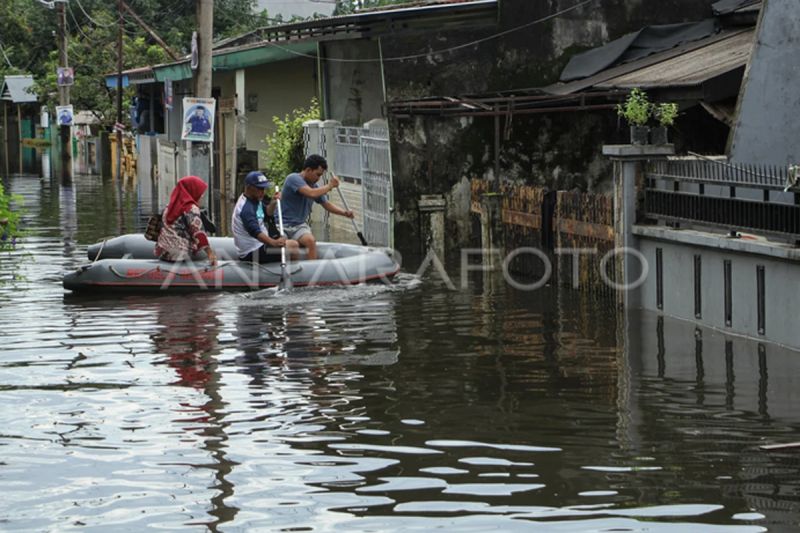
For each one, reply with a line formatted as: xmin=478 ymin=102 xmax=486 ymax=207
xmin=63 ymin=234 xmax=400 ymax=293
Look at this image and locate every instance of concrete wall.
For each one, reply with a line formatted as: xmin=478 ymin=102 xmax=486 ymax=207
xmin=634 ymin=228 xmax=800 ymax=348
xmin=243 ymin=57 xmax=318 ymax=166
xmin=322 ymin=40 xmax=385 ymax=125
xmin=729 ymin=0 xmax=800 ymax=165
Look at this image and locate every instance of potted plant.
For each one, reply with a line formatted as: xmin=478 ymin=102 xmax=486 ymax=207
xmin=617 ymin=88 xmax=651 ymax=145
xmin=651 ymin=102 xmax=678 ymax=145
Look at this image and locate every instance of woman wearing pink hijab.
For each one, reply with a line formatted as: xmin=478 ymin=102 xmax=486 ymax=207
xmin=154 ymin=176 xmax=217 ymax=265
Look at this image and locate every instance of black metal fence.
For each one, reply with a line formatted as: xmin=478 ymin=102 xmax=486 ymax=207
xmin=643 ymin=158 xmax=800 ymax=242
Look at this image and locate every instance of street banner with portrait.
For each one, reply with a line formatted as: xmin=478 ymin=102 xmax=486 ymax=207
xmin=56 ymin=105 xmax=74 ymax=126
xmin=164 ymin=79 xmax=173 ymax=110
xmin=181 ymin=97 xmax=215 ymax=142
xmin=57 ymin=67 xmax=74 ymax=87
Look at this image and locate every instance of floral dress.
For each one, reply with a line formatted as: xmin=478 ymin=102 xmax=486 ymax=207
xmin=154 ymin=204 xmax=210 ymax=262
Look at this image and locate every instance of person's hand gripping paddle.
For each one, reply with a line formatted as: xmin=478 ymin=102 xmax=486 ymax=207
xmin=275 ymin=185 xmax=292 ymax=291
xmin=330 ymin=171 xmax=368 ymax=246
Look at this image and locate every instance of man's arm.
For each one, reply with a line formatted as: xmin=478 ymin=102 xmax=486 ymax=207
xmin=298 ymin=182 xmax=333 ymax=199
xmin=321 ymin=200 xmax=354 ymax=219
xmin=242 ymin=201 xmax=284 ymax=246
xmin=264 ymin=195 xmax=278 ymax=217
xmin=297 ymin=175 xmax=340 ymax=199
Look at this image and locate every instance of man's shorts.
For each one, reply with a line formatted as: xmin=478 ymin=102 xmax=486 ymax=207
xmin=283 ymin=223 xmax=312 ymax=241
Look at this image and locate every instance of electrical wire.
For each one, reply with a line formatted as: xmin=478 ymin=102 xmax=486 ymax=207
xmin=67 ymin=2 xmax=96 ymax=42
xmin=259 ymin=0 xmax=599 ymax=64
xmin=74 ymin=0 xmax=119 ymax=28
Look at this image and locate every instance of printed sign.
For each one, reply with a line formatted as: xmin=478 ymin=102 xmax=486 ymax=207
xmin=56 ymin=105 xmax=74 ymax=126
xmin=57 ymin=67 xmax=74 ymax=87
xmin=164 ymin=79 xmax=173 ymax=111
xmin=181 ymin=97 xmax=215 ymax=142
xmin=219 ymin=97 xmax=235 ymax=114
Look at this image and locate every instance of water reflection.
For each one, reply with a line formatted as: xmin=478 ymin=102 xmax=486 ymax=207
xmin=144 ymin=295 xmax=237 ymax=529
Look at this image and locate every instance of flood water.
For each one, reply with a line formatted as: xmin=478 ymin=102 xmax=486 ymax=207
xmin=1 ymin=166 xmax=799 ymax=531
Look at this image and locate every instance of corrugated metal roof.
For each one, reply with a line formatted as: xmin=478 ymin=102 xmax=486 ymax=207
xmin=545 ymin=28 xmax=754 ymax=96
xmin=214 ymin=0 xmax=497 ymax=50
xmin=0 ymin=75 xmax=37 ymax=103
xmin=596 ymin=28 xmax=754 ymax=89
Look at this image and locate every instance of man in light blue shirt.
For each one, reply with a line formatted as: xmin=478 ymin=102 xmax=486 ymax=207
xmin=280 ymin=154 xmax=353 ymax=260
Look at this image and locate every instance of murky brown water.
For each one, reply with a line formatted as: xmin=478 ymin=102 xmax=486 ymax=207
xmin=1 ymin=166 xmax=798 ymax=531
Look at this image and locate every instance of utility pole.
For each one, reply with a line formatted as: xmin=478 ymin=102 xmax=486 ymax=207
xmin=115 ymin=0 xmax=123 ymax=181
xmin=191 ymin=0 xmax=214 ymax=218
xmin=194 ymin=0 xmax=213 ymax=99
xmin=56 ymin=0 xmax=71 ymax=181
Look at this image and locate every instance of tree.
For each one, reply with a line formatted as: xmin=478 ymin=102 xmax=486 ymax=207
xmin=261 ymin=99 xmax=320 ymax=187
xmin=3 ymin=0 xmax=277 ymax=128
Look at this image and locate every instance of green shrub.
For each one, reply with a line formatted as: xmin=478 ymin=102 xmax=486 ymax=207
xmin=0 ymin=181 xmax=22 ymax=250
xmin=616 ymin=88 xmax=651 ymax=126
xmin=654 ymin=102 xmax=679 ymax=127
xmin=261 ymin=98 xmax=320 ymax=188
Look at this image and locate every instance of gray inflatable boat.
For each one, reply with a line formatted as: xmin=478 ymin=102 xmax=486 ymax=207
xmin=63 ymin=234 xmax=400 ymax=292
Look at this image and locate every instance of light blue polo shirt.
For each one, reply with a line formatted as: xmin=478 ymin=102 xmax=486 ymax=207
xmin=280 ymin=173 xmax=328 ymax=226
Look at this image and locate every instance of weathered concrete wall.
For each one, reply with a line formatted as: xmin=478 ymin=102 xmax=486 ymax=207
xmin=378 ymin=0 xmax=719 ymax=252
xmin=729 ymin=0 xmax=800 ymax=165
xmin=322 ymin=40 xmax=385 ymax=125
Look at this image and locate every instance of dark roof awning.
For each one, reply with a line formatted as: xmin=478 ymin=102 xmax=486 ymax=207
xmin=545 ymin=28 xmax=755 ymax=101
xmin=594 ymin=29 xmax=754 ymax=91
xmin=0 ymin=75 xmax=37 ymax=103
xmin=214 ymin=0 xmax=497 ymax=49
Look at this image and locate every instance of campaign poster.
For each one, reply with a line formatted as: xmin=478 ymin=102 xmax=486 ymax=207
xmin=56 ymin=105 xmax=74 ymax=126
xmin=181 ymin=97 xmax=215 ymax=142
xmin=57 ymin=67 xmax=74 ymax=87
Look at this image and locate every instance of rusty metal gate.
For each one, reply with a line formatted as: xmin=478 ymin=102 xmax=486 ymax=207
xmin=471 ymin=179 xmax=615 ymax=294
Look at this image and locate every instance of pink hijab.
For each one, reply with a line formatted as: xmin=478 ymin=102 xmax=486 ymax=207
xmin=164 ymin=176 xmax=207 ymax=224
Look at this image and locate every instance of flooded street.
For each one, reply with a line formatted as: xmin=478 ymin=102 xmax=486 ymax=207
xmin=1 ymin=168 xmax=799 ymax=531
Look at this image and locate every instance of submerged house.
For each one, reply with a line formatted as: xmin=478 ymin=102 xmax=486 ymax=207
xmin=1 ymin=75 xmax=41 ymax=174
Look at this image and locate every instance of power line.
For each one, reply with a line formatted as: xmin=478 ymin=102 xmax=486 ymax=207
xmin=73 ymin=0 xmax=119 ymax=28
xmin=259 ymin=0 xmax=599 ymax=63
xmin=67 ymin=2 xmax=95 ymax=42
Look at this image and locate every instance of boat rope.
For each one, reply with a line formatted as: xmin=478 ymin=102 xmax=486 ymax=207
xmin=92 ymin=238 xmax=109 ymax=263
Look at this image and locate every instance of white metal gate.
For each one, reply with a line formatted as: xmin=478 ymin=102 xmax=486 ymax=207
xmin=360 ymin=128 xmax=393 ymax=248
xmin=303 ymin=120 xmax=393 ymax=248
xmin=156 ymin=139 xmax=178 ymax=210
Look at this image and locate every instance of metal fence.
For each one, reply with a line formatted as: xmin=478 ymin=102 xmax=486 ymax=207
xmin=359 ymin=127 xmax=393 ymax=248
xmin=333 ymin=126 xmax=363 ymax=182
xmin=304 ymin=120 xmax=393 ymax=248
xmin=644 ymin=158 xmax=800 ymax=242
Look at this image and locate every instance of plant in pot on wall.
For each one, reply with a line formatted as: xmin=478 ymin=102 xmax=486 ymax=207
xmin=617 ymin=88 xmax=651 ymax=145
xmin=651 ymin=102 xmax=678 ymax=145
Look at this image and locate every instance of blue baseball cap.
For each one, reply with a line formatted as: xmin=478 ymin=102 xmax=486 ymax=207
xmin=245 ymin=171 xmax=272 ymax=189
